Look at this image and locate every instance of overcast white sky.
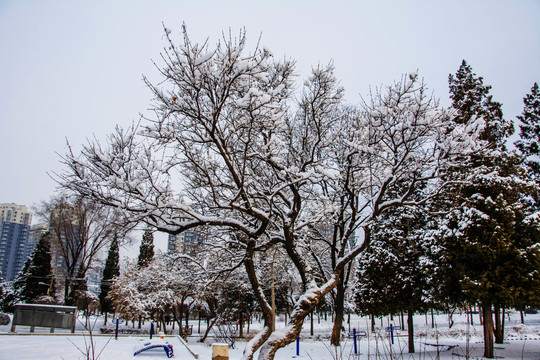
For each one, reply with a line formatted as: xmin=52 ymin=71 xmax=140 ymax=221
xmin=1 ymin=0 xmax=539 ymax=214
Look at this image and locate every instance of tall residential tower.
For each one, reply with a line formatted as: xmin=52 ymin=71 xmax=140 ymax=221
xmin=0 ymin=203 xmax=33 ymax=281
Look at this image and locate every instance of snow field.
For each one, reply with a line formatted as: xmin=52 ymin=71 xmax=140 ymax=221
xmin=0 ymin=312 xmax=539 ymax=359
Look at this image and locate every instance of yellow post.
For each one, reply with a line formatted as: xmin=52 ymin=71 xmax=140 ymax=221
xmin=212 ymin=343 xmax=229 ymax=360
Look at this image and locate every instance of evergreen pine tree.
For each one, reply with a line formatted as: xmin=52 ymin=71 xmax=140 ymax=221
xmin=137 ymin=229 xmax=154 ymax=267
xmin=437 ymin=61 xmax=538 ymax=358
xmin=514 ymin=82 xmax=540 ymax=312
xmin=14 ymin=232 xmax=55 ymax=303
xmin=515 ymin=82 xmax=540 ymax=179
xmin=449 ymin=60 xmax=513 ymax=148
xmin=355 ymin=198 xmax=434 ymax=354
xmin=99 ymin=234 xmax=120 ymax=315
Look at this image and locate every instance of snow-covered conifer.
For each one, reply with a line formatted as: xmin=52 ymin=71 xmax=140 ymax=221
xmin=449 ymin=60 xmax=513 ymax=148
xmin=137 ymin=229 xmax=154 ymax=268
xmin=354 ymin=185 xmax=435 ymax=353
xmin=99 ymin=234 xmax=120 ymax=316
xmin=436 ymin=61 xmax=540 ymax=358
xmin=516 ymin=83 xmax=540 ymax=179
xmin=14 ymin=232 xmax=54 ymax=303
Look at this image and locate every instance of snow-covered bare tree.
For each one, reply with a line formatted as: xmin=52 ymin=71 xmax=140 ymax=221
xmin=35 ymin=194 xmax=128 ymax=305
xmin=56 ymin=26 xmax=482 ymax=360
xmin=108 ymin=253 xmax=207 ymax=334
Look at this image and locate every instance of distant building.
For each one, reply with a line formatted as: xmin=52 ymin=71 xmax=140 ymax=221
xmin=27 ymin=222 xmax=49 ymax=258
xmin=167 ymin=233 xmax=182 ymax=254
xmin=0 ymin=203 xmax=33 ymax=281
xmin=167 ymin=224 xmax=206 ymax=255
xmin=86 ymin=264 xmax=103 ymax=296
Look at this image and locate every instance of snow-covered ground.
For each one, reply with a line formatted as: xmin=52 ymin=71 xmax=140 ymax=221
xmin=0 ymin=311 xmax=539 ymax=359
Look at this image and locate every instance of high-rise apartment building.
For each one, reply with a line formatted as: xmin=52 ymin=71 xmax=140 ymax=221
xmin=27 ymin=222 xmax=49 ymax=258
xmin=0 ymin=203 xmax=33 ymax=281
xmin=167 ymin=226 xmax=205 ymax=255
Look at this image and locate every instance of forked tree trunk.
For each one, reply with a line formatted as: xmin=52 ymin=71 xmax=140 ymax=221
xmin=256 ymin=273 xmax=343 ymax=360
xmin=407 ymin=309 xmax=415 ymax=353
xmin=482 ymin=302 xmax=494 ymax=358
xmin=245 ymin=228 xmax=369 ymax=360
xmin=258 ymin=297 xmax=317 ymax=359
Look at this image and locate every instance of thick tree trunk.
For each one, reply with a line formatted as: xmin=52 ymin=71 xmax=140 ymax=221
xmin=175 ymin=307 xmax=184 ymax=338
xmin=248 ymin=226 xmax=368 ymax=360
xmin=258 ymin=300 xmax=314 ymax=359
xmin=482 ymin=302 xmax=494 ymax=358
xmin=257 ymin=274 xmax=341 ymax=360
xmin=330 ymin=277 xmax=345 ymax=346
xmin=407 ymin=309 xmax=415 ymax=353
